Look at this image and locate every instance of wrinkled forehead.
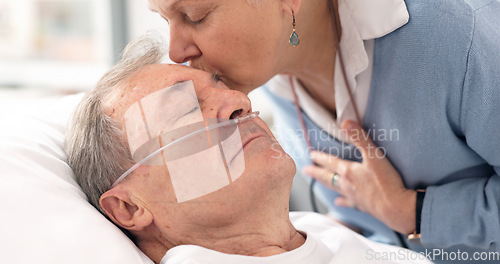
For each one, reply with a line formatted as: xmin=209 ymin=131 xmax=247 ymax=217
xmin=104 ymin=64 xmax=193 ymax=122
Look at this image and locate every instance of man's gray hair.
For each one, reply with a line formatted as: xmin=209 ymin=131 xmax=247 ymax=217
xmin=65 ymin=35 xmax=165 ymax=215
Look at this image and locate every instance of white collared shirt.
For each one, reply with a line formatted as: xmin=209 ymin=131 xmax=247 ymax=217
xmin=160 ymin=212 xmax=432 ymax=264
xmin=267 ymin=0 xmax=409 ymax=141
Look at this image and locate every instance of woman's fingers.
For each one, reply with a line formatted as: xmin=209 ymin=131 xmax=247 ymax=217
xmin=309 ymin=151 xmax=350 ymax=175
xmin=335 ymin=196 xmax=357 ymax=209
xmin=302 ymin=165 xmax=339 ymax=190
xmin=302 ymin=163 xmax=356 ymax=195
xmin=341 ymin=120 xmax=385 ymax=161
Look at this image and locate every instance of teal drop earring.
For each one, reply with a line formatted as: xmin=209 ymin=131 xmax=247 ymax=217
xmin=289 ymin=10 xmax=300 ymax=47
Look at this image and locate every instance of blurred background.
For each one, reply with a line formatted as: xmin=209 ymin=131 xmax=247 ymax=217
xmin=0 ymin=0 xmax=167 ymax=94
xmin=0 ymin=0 xmax=173 ymax=118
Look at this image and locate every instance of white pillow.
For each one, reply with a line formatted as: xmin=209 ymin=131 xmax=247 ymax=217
xmin=0 ymin=94 xmax=153 ymax=264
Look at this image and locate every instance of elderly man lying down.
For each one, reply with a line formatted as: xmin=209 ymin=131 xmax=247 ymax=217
xmin=65 ymin=37 xmax=432 ymax=264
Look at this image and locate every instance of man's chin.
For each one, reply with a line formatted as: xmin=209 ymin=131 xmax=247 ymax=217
xmin=248 ymin=147 xmax=295 ymax=180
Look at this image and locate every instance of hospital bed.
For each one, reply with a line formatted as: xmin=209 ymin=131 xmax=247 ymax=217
xmin=0 ymin=93 xmax=154 ymax=264
xmin=0 ymin=90 xmax=321 ymax=264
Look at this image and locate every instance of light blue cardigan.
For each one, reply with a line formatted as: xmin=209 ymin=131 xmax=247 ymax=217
xmin=262 ymin=0 xmax=500 ymax=262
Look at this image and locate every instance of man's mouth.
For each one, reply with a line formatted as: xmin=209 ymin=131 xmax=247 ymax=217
xmin=239 ymin=122 xmax=268 ymax=149
xmin=221 ymin=120 xmax=268 ymax=169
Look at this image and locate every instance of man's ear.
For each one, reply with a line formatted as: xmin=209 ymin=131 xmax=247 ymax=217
xmin=100 ymin=188 xmax=154 ymax=231
xmin=280 ymin=0 xmax=301 ymax=15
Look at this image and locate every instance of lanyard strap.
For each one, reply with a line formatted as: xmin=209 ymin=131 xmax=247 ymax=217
xmin=289 ymin=0 xmax=361 ymax=215
xmin=327 ymin=0 xmax=362 ymax=125
xmin=290 ymin=0 xmax=361 ymax=145
xmin=290 ymin=75 xmax=313 ymax=152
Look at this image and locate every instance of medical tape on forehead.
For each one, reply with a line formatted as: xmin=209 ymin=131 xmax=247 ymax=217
xmin=124 ymin=81 xmax=202 ymax=156
xmin=113 ymin=80 xmax=259 ymax=203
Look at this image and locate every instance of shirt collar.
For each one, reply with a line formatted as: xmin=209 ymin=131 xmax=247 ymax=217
xmin=267 ymin=0 xmax=408 ymax=137
xmin=337 ymin=0 xmax=409 ymax=77
xmin=333 ymin=0 xmax=408 ymax=128
xmin=343 ymin=0 xmax=410 ymax=40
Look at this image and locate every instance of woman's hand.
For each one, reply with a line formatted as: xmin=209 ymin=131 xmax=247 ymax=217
xmin=303 ymin=120 xmax=416 ymax=234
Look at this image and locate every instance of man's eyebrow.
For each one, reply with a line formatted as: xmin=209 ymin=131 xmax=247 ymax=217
xmin=173 ymin=79 xmax=188 ymax=85
xmin=162 ymin=81 xmax=192 ymax=99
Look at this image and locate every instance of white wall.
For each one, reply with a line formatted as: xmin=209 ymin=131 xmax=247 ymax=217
xmin=126 ymin=0 xmax=170 ymax=51
xmin=0 ymin=0 xmax=113 ymax=92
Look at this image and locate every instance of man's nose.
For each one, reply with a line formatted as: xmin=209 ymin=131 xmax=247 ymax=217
xmin=204 ymin=90 xmax=252 ymax=120
xmin=168 ymin=26 xmax=201 ymax=64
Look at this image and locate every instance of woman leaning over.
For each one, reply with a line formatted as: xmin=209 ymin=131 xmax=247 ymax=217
xmin=148 ymin=0 xmax=500 ymax=262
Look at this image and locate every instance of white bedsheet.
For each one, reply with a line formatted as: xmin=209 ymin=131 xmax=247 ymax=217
xmin=160 ymin=212 xmax=433 ymax=264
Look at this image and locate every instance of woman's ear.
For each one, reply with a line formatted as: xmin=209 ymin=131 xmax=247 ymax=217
xmin=280 ymin=0 xmax=301 ymax=15
xmin=100 ymin=188 xmax=154 ymax=231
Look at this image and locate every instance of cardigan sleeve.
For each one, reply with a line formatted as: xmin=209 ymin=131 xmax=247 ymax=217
xmin=420 ymin=2 xmax=500 ymax=249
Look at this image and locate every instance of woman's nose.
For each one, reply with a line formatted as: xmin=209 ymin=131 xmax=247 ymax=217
xmin=168 ymin=26 xmax=201 ymax=64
